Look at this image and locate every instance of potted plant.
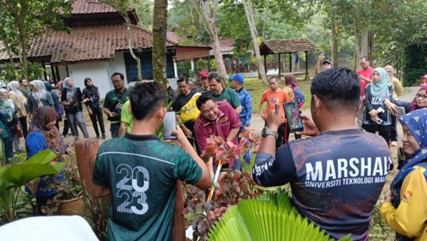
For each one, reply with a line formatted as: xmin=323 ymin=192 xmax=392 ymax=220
xmin=50 ymin=154 xmax=84 ymax=216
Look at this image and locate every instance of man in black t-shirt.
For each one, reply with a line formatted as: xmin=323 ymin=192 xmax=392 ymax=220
xmin=253 ymin=68 xmax=392 ymax=241
xmin=103 ymin=72 xmax=128 ymax=138
xmin=172 ymin=77 xmax=201 ymax=151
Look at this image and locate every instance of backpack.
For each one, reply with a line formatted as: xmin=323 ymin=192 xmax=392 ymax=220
xmin=293 ymin=87 xmax=305 ymax=108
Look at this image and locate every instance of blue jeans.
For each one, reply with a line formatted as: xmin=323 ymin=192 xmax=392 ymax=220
xmin=67 ymin=111 xmax=89 ymax=138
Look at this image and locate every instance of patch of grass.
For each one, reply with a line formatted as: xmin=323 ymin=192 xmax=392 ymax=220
xmin=243 ymin=76 xmax=312 ymax=113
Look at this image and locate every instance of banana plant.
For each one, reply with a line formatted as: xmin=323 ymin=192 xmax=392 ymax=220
xmin=0 ymin=150 xmax=64 ymax=221
xmin=208 ymin=190 xmax=352 ymax=241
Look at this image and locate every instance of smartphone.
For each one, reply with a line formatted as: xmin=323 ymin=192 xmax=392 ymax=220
xmin=396 ymin=106 xmax=406 ymax=116
xmin=163 ymin=111 xmax=177 ymax=140
xmin=284 ymin=102 xmax=304 ymax=133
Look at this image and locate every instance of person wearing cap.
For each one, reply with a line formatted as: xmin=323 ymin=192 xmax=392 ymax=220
xmin=208 ymin=72 xmax=242 ymax=114
xmin=230 ymin=74 xmax=252 ymax=131
xmin=197 ymin=70 xmax=210 ymax=92
xmin=323 ymin=59 xmax=333 ymax=70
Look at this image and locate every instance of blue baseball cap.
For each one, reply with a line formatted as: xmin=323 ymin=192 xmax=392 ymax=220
xmin=229 ymin=74 xmax=244 ymax=84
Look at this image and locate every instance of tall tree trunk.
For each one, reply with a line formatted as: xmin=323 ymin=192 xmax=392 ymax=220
xmin=198 ymin=0 xmax=227 ymax=79
xmin=242 ymin=0 xmax=268 ymax=85
xmin=16 ymin=0 xmax=29 ymax=80
xmin=354 ymin=19 xmax=362 ymax=71
xmin=262 ymin=0 xmax=269 ymax=42
xmin=152 ymin=0 xmax=168 ymax=86
xmin=126 ymin=21 xmax=142 ymax=82
xmin=368 ymin=31 xmax=374 ymax=60
xmin=331 ymin=20 xmax=339 ymax=67
xmin=361 ymin=31 xmax=369 ymax=58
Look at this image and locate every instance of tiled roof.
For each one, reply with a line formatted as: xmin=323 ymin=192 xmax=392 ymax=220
xmin=26 ymin=24 xmax=175 ymax=63
xmin=166 ymin=31 xmax=182 ymax=44
xmin=260 ymin=38 xmax=318 ymax=55
xmin=219 ymin=38 xmax=234 ymax=53
xmin=72 ymin=0 xmax=117 ymax=15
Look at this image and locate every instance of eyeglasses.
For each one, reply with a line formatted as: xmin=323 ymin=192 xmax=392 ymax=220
xmin=416 ymin=94 xmax=427 ymax=99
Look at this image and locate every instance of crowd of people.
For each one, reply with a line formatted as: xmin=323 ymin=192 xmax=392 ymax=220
xmin=1 ymin=59 xmax=426 ymax=241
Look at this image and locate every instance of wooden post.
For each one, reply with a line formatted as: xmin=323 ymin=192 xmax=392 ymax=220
xmin=55 ymin=65 xmax=60 ymax=81
xmin=305 ymin=51 xmax=310 ymax=81
xmin=278 ymin=53 xmax=281 ymax=78
xmin=173 ymin=181 xmax=185 ymax=241
xmin=75 ymin=139 xmax=109 ymax=198
xmin=264 ymin=54 xmax=267 ymax=78
xmin=289 ymin=53 xmax=292 ymax=73
xmin=42 ymin=61 xmax=48 ymax=81
xmin=51 ymin=64 xmax=56 ymax=84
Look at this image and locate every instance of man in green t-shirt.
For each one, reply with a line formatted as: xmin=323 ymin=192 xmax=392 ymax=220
xmin=93 ymin=82 xmax=212 ymax=241
xmin=103 ymin=72 xmax=128 ymax=138
xmin=208 ymin=72 xmax=242 ymax=114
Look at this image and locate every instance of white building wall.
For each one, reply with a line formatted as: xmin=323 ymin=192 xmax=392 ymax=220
xmin=57 ymin=65 xmax=68 ymax=80
xmin=67 ymin=61 xmax=111 ymax=99
xmin=56 ymin=54 xmax=128 ymax=99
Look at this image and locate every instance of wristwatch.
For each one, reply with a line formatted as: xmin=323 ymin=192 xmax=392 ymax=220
xmin=261 ymin=127 xmax=278 ymax=139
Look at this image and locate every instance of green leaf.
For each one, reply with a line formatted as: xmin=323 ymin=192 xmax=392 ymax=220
xmin=0 ymin=150 xmax=63 ymax=189
xmin=3 ymin=162 xmax=65 ymax=187
xmin=24 ymin=149 xmax=59 ymax=165
xmin=208 ymin=190 xmax=349 ymax=241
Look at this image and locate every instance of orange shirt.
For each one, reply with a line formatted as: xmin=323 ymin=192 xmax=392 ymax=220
xmin=260 ymin=88 xmax=290 ymax=122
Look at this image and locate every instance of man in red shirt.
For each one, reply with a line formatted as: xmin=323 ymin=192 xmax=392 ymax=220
xmin=357 ymin=56 xmax=374 ymax=97
xmin=259 ymin=76 xmax=290 ymax=148
xmin=194 ymin=92 xmax=242 ymax=170
xmin=356 ymin=56 xmax=374 ymax=127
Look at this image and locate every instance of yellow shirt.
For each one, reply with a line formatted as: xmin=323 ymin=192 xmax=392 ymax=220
xmin=381 ymin=166 xmax=427 ymax=241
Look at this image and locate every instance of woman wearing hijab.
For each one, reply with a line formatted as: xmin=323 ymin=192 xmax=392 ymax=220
xmin=0 ymin=91 xmax=18 ymax=163
xmin=380 ymin=108 xmax=427 ymax=241
xmin=386 ymin=85 xmax=427 ymax=114
xmin=420 ymin=75 xmax=427 ymax=86
xmin=61 ymin=77 xmax=88 ymax=139
xmin=25 ymin=106 xmax=66 ymax=214
xmin=82 ymin=77 xmax=105 ymax=139
xmin=362 ymin=67 xmax=393 ymax=144
xmin=27 ymin=80 xmax=54 ymax=121
xmin=7 ymin=81 xmax=28 ymax=140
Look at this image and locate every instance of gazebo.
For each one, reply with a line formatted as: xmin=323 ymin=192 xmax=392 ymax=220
xmin=259 ymin=38 xmax=318 ymax=80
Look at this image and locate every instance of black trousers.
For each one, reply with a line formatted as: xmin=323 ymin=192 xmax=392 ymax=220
xmin=390 ymin=115 xmax=398 ymax=142
xmin=18 ymin=116 xmax=28 ymax=138
xmin=362 ymin=124 xmax=391 ymax=146
xmin=88 ymin=107 xmax=105 ymax=137
xmin=265 ymin=122 xmax=287 ymax=149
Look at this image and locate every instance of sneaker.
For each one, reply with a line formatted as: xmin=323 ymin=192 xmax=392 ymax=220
xmin=102 ymin=134 xmax=106 ymax=140
xmin=96 ymin=135 xmax=100 ymax=139
xmin=391 ymin=141 xmax=398 ymax=146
